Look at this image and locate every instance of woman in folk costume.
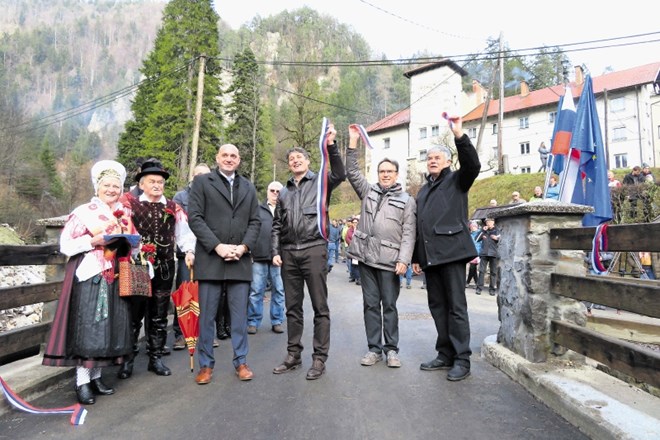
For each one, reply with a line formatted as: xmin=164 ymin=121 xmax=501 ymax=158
xmin=43 ymin=160 xmax=139 ymax=405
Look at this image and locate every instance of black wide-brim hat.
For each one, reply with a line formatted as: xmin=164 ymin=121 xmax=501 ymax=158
xmin=135 ymin=159 xmax=170 ymax=181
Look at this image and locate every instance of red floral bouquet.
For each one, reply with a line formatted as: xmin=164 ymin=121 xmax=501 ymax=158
xmin=113 ymin=209 xmax=129 ymax=233
xmin=139 ymin=242 xmax=157 ymax=265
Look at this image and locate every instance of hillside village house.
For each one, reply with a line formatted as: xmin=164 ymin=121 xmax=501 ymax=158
xmin=365 ymin=60 xmax=660 ymax=188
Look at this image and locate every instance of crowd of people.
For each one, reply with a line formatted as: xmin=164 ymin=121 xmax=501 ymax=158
xmin=43 ymin=115 xmax=656 ymax=406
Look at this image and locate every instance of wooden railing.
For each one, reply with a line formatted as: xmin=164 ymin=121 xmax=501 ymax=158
xmin=0 ymin=245 xmax=66 ymax=364
xmin=549 ymin=222 xmax=660 ymax=389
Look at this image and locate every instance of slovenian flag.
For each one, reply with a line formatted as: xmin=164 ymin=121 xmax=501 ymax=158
xmin=551 ymin=87 xmax=576 ymax=176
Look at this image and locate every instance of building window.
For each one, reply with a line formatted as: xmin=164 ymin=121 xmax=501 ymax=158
xmin=492 ymin=123 xmax=498 ymax=135
xmin=610 ymin=96 xmax=625 ymax=112
xmin=612 ymin=126 xmax=626 ymax=141
xmin=614 ymin=154 xmax=628 ymax=168
xmin=521 ymin=166 xmax=531 ymax=174
xmin=519 ymin=116 xmax=529 ymax=129
xmin=549 ymin=111 xmax=557 ymax=124
xmin=383 ymin=138 xmax=390 ymax=149
xmin=419 ymin=127 xmax=427 ymax=139
xmin=419 ymin=149 xmax=427 ymax=161
xmin=467 ymin=127 xmax=477 ymax=138
xmin=431 ymin=125 xmax=439 ymax=137
xmin=520 ymin=142 xmax=530 ymax=155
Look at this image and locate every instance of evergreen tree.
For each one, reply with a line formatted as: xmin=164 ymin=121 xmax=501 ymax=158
xmin=117 ymin=0 xmax=223 ymax=190
xmin=40 ymin=142 xmax=64 ymax=199
xmin=224 ymin=48 xmax=266 ymax=184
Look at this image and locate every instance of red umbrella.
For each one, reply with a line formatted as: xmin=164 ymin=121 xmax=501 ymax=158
xmin=171 ymin=267 xmax=199 ymax=372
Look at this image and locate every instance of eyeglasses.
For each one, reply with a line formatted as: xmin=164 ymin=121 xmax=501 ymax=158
xmin=378 ymin=169 xmax=397 ymax=174
xmin=269 ymin=189 xmax=280 ymax=193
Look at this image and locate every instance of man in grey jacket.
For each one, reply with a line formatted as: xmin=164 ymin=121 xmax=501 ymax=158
xmin=346 ymin=125 xmax=416 ymax=368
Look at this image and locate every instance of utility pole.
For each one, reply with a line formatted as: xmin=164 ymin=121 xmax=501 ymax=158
xmin=497 ymin=33 xmax=505 ymax=175
xmin=189 ymin=54 xmax=206 ymax=182
xmin=603 ymin=88 xmax=610 ymax=169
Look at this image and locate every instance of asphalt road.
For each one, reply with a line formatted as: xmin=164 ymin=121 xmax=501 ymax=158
xmin=0 ymin=266 xmax=587 ymax=440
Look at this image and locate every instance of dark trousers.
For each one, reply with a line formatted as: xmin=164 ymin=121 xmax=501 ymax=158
xmin=281 ymin=245 xmax=330 ymax=362
xmin=359 ymin=264 xmax=400 ymax=354
xmin=127 ymin=259 xmax=175 ymax=359
xmin=198 ymin=280 xmax=249 ymax=369
xmin=466 ymin=262 xmax=478 ymax=285
xmin=477 ymin=256 xmax=497 ymax=294
xmin=424 ymin=261 xmax=471 ymax=367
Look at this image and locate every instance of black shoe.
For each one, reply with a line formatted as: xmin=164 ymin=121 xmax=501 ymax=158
xmin=447 ymin=364 xmax=471 ymax=381
xmin=273 ymin=354 xmax=302 ymax=374
xmin=475 ymin=290 xmax=481 ymax=295
xmin=355 ymin=280 xmax=361 ymax=286
xmin=147 ymin=358 xmax=172 ymax=376
xmin=489 ymin=292 xmax=496 ymax=296
xmin=75 ymin=383 xmax=96 ymax=405
xmin=160 ymin=345 xmax=171 ymax=356
xmin=306 ymin=359 xmax=325 ymax=380
xmin=117 ymin=360 xmax=133 ymax=379
xmin=420 ymin=357 xmax=453 ymax=371
xmin=90 ymin=378 xmax=115 ymax=395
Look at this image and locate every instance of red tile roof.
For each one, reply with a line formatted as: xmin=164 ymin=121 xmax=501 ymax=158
xmin=463 ymin=62 xmax=660 ymax=121
xmin=366 ymin=108 xmax=410 ymax=134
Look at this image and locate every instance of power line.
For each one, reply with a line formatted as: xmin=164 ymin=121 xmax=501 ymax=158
xmin=6 ymin=32 xmax=658 ymax=136
xmin=1 ymin=58 xmax=198 ymax=135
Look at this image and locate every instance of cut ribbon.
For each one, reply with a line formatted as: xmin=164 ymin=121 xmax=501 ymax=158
xmin=349 ymin=123 xmax=373 ymax=149
xmin=441 ymin=112 xmax=455 ymax=129
xmin=590 ymin=223 xmax=609 ymax=275
xmin=317 ymin=117 xmax=330 ymax=241
xmin=0 ymin=376 xmax=87 ymax=425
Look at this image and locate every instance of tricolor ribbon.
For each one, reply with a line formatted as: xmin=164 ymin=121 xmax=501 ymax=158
xmin=441 ymin=112 xmax=455 ymax=129
xmin=349 ymin=124 xmax=374 ymax=149
xmin=590 ymin=223 xmax=609 ymax=275
xmin=0 ymin=376 xmax=87 ymax=425
xmin=317 ymin=117 xmax=330 ymax=241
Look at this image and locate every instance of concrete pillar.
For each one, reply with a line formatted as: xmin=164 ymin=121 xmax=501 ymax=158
xmin=490 ymin=202 xmax=592 ymax=362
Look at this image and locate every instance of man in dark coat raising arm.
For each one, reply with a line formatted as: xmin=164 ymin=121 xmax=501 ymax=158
xmin=412 ymin=115 xmax=481 ymax=381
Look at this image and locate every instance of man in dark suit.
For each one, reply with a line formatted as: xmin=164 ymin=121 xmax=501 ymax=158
xmin=188 ymin=144 xmax=261 ymax=385
xmin=412 ymin=115 xmax=481 ymax=382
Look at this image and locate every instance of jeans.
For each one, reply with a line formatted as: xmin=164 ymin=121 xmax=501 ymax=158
xmin=399 ymin=266 xmax=413 ymax=286
xmin=327 ymin=243 xmax=337 ymax=269
xmin=248 ymin=262 xmax=285 ymax=327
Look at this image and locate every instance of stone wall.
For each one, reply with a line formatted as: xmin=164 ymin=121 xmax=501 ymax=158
xmin=491 ymin=202 xmax=592 ymax=362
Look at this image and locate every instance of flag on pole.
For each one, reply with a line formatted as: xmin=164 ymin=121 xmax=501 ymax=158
xmin=551 ymin=87 xmax=576 ymax=176
xmin=568 ymin=75 xmax=613 ymax=226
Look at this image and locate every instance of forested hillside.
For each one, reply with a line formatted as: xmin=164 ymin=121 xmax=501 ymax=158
xmin=0 ymin=0 xmax=564 ymax=239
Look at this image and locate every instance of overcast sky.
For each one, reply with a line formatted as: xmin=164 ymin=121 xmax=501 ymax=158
xmin=213 ymin=0 xmax=660 ymax=77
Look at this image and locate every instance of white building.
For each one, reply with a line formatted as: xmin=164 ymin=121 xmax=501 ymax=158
xmin=366 ymin=61 xmax=660 ymax=188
